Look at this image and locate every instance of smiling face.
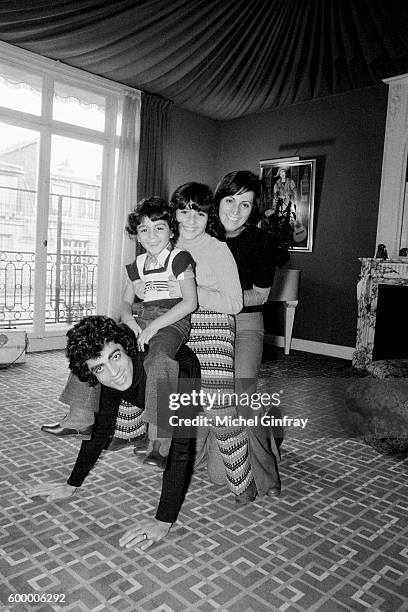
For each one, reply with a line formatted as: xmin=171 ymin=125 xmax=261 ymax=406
xmin=86 ymin=341 xmax=133 ymax=391
xmin=219 ymin=190 xmax=254 ymax=236
xmin=176 ymin=205 xmax=208 ymax=240
xmin=136 ymin=216 xmax=172 ymax=256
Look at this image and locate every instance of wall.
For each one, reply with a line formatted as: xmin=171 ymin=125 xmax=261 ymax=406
xmin=216 ymin=85 xmax=388 ymax=349
xmin=168 ymin=105 xmax=218 ymax=195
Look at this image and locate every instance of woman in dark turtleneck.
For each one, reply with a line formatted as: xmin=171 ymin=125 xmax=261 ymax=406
xmin=213 ymin=170 xmax=281 ymax=495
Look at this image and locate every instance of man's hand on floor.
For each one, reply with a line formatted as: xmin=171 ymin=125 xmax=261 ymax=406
xmin=26 ymin=482 xmax=77 ymax=502
xmin=119 ymin=518 xmax=171 ymax=551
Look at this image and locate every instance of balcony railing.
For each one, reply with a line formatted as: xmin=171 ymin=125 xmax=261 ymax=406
xmin=0 ymin=250 xmax=98 ymax=327
xmin=0 ymin=182 xmax=100 ymax=327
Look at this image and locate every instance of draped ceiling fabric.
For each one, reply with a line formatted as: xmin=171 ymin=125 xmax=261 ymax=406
xmin=0 ymin=0 xmax=408 ymax=120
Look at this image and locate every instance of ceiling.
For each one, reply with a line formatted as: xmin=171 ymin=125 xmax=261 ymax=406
xmin=1 ymin=0 xmax=407 ymax=120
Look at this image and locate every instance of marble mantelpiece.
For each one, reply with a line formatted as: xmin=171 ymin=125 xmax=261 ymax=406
xmin=353 ymin=258 xmax=408 ymax=369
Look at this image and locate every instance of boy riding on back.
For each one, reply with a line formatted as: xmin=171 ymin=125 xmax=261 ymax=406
xmin=120 ymin=197 xmax=197 ymax=468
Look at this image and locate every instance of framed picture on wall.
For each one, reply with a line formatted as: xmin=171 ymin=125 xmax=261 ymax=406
xmin=260 ymin=157 xmax=316 ymax=252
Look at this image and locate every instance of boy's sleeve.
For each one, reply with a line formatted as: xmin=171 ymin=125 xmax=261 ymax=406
xmin=126 ymin=260 xmax=140 ymax=281
xmin=172 ymin=251 xmax=196 ymax=280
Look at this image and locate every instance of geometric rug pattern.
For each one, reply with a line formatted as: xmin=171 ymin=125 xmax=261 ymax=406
xmin=0 ymin=348 xmax=407 ymax=611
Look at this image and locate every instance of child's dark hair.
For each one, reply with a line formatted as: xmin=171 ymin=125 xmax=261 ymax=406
xmin=170 ymin=182 xmax=225 ymax=241
xmin=66 ymin=315 xmax=137 ymax=386
xmin=214 ymin=170 xmax=262 ymax=225
xmin=126 ymin=196 xmax=179 ymax=243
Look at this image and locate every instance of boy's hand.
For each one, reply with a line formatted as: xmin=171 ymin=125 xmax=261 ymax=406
xmin=133 ymin=280 xmax=145 ymax=300
xmin=167 ymin=275 xmax=182 ymax=298
xmin=123 ymin=319 xmax=142 ymax=338
xmin=137 ymin=323 xmax=158 ymax=351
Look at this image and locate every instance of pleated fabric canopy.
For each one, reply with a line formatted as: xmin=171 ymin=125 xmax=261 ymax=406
xmin=0 ymin=0 xmax=407 ymax=119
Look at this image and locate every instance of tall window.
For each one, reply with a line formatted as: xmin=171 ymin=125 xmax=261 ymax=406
xmin=0 ymin=43 xmax=140 ymax=349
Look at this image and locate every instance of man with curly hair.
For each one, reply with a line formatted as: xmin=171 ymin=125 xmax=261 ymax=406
xmin=27 ymin=315 xmax=200 ymax=550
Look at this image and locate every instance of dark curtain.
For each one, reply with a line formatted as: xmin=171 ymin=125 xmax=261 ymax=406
xmin=134 ymin=92 xmax=172 ymax=259
xmin=137 ymin=92 xmax=172 ymax=202
xmin=0 ymin=1 xmax=408 ymax=119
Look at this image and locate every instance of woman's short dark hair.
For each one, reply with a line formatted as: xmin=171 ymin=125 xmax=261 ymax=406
xmin=170 ymin=182 xmax=225 ymax=241
xmin=126 ymin=196 xmax=179 ymax=243
xmin=66 ymin=315 xmax=137 ymax=386
xmin=214 ymin=170 xmax=262 ymax=225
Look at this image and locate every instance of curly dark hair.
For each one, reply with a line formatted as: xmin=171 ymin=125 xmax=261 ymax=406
xmin=170 ymin=182 xmax=226 ymax=241
xmin=66 ymin=315 xmax=137 ymax=386
xmin=214 ymin=170 xmax=262 ymax=225
xmin=125 ymin=196 xmax=179 ymax=244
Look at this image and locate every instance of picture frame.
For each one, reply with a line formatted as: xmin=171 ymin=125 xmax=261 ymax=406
xmin=259 ymin=157 xmax=316 ymax=252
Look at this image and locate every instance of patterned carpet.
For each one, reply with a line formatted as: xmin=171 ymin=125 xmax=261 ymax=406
xmin=0 ymin=347 xmax=407 ymax=611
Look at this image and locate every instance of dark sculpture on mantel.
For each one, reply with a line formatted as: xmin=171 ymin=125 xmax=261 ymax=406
xmin=375 ymin=244 xmax=388 ymax=260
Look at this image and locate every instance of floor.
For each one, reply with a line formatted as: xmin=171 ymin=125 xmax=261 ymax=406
xmin=0 ymin=347 xmax=407 ymax=612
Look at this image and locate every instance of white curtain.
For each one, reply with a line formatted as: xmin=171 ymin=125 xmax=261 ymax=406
xmin=105 ymin=92 xmax=141 ymax=319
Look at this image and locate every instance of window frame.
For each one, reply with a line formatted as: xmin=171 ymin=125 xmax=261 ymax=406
xmin=0 ymin=42 xmax=140 ymax=349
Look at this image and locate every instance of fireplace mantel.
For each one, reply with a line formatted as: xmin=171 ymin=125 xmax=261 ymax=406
xmin=353 ymin=258 xmax=408 ymax=368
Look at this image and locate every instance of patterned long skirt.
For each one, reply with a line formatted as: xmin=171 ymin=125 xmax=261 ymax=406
xmin=187 ymin=309 xmax=254 ymax=496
